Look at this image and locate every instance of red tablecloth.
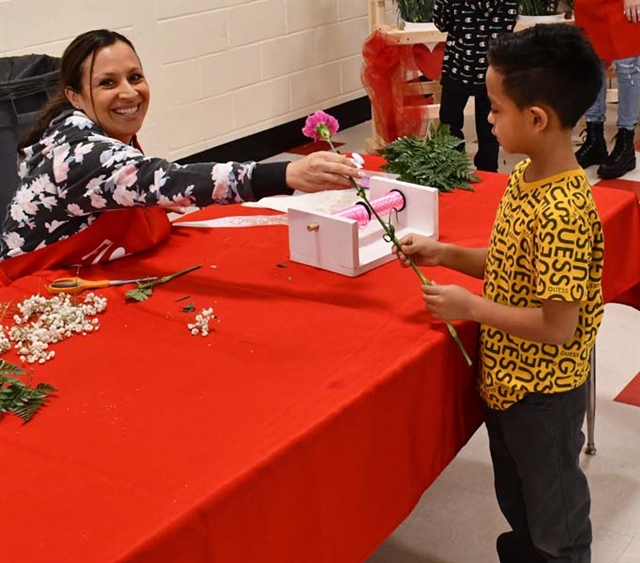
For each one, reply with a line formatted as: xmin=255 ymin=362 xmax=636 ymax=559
xmin=1 ymin=168 xmax=638 ymax=563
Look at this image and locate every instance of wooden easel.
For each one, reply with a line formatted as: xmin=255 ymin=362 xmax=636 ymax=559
xmin=365 ymin=1 xmax=444 ymax=152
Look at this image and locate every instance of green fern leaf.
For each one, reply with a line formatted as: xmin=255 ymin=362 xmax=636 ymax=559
xmin=378 ymin=123 xmax=478 ymax=193
xmin=0 ymin=363 xmax=57 ymax=423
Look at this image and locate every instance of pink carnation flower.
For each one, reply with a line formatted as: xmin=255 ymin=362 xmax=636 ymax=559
xmin=302 ymin=110 xmax=339 ymax=142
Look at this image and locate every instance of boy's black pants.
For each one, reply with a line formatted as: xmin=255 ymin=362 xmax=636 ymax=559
xmin=439 ymin=83 xmax=499 ymax=172
xmin=484 ymin=383 xmax=592 ymax=563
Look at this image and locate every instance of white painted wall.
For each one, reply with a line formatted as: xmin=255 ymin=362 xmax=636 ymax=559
xmin=0 ymin=0 xmax=370 ymax=160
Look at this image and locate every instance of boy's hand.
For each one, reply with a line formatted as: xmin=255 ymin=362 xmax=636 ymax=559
xmin=393 ymin=234 xmax=442 ymax=267
xmin=422 ymin=283 xmax=475 ymax=321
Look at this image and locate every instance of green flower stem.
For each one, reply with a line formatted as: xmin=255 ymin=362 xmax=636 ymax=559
xmin=350 ymin=178 xmax=472 ymax=367
xmin=318 ymin=124 xmax=471 ymax=365
xmin=137 ymin=264 xmax=202 ymax=290
xmin=326 ymin=137 xmax=338 ymax=152
xmin=126 ymin=264 xmax=203 ymax=302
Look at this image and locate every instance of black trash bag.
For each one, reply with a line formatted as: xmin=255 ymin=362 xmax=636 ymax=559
xmin=0 ymin=54 xmax=61 ymax=227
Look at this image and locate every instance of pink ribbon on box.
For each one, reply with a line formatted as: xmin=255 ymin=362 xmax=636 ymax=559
xmin=333 ymin=190 xmax=405 ymax=228
xmin=334 ymin=202 xmax=371 ymax=228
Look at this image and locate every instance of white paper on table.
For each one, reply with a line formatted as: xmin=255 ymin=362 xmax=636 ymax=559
xmin=242 ymin=188 xmax=361 ymax=214
xmin=173 ymin=215 xmax=289 ymax=228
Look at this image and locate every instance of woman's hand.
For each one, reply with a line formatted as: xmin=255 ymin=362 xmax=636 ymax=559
xmin=624 ymin=0 xmax=640 ymax=23
xmin=393 ymin=233 xmax=444 ymax=267
xmin=285 ymin=151 xmax=362 ymax=192
xmin=422 ymin=283 xmax=476 ymax=321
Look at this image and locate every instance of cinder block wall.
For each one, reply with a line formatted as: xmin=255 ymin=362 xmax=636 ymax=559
xmin=0 ymin=0 xmax=369 ymax=161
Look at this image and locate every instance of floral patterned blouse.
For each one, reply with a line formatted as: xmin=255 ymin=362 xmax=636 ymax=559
xmin=0 ymin=109 xmax=290 ymax=261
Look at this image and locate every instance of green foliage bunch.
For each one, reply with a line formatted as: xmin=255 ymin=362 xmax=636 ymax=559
xmin=378 ymin=123 xmax=479 ymax=192
xmin=0 ymin=361 xmax=56 ymax=423
xmin=395 ymin=0 xmax=435 ymax=23
xmin=519 ymin=0 xmax=561 ymax=16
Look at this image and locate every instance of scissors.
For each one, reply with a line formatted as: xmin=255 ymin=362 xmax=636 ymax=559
xmin=47 ymin=276 xmax=158 ymax=295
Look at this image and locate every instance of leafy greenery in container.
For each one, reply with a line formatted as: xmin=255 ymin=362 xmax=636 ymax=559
xmin=394 ymin=0 xmax=435 ymax=23
xmin=519 ymin=0 xmax=561 ymax=16
xmin=378 ymin=123 xmax=479 ymax=193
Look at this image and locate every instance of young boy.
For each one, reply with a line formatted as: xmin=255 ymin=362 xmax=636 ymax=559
xmin=394 ymin=25 xmax=604 ymax=562
xmin=433 ymin=0 xmax=518 ymax=172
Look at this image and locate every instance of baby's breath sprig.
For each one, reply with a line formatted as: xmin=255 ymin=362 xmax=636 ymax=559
xmin=302 ymin=110 xmax=472 ymax=366
xmin=187 ymin=307 xmax=216 ymax=337
xmin=3 ymin=292 xmax=107 ymax=364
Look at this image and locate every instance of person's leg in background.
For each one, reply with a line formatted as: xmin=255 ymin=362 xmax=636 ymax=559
xmin=439 ymin=83 xmax=468 ymax=153
xmin=576 ymin=60 xmax=608 ymax=169
xmin=598 ymin=55 xmax=640 ymax=178
xmin=474 ymin=89 xmax=499 ymax=172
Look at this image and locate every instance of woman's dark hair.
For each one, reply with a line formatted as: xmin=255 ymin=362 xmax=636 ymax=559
xmin=488 ymin=24 xmax=602 ymax=128
xmin=18 ymin=29 xmax=137 ymax=150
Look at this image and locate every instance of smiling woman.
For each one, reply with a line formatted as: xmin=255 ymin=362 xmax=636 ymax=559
xmin=64 ymin=40 xmax=150 ymax=145
xmin=0 ymin=29 xmax=362 ymax=284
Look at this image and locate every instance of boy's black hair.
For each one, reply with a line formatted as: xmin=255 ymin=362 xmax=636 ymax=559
xmin=488 ymin=24 xmax=601 ymax=128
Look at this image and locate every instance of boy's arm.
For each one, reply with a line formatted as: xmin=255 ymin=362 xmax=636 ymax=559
xmin=440 ymin=244 xmax=487 ymax=279
xmin=468 ymin=296 xmax=581 ymax=345
xmin=395 ymin=236 xmax=487 ymax=279
xmin=424 ymin=286 xmax=580 ymax=345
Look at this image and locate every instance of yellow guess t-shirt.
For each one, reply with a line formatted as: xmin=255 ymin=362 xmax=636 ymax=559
xmin=479 ymin=160 xmax=604 ymax=410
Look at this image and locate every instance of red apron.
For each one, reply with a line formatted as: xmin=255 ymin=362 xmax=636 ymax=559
xmin=575 ymin=0 xmax=640 ymax=61
xmin=0 ymin=207 xmax=171 ymax=285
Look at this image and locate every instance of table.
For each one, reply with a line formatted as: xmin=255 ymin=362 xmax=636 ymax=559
xmin=1 ymin=168 xmax=638 ymax=563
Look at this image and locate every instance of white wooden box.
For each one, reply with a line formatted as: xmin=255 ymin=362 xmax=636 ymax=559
xmin=288 ymin=176 xmax=438 ymax=277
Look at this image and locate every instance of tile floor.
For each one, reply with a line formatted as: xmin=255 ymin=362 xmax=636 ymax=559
xmin=266 ymin=109 xmax=640 ymax=562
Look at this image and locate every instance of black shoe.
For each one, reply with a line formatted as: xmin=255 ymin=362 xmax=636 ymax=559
xmin=597 ymin=127 xmax=637 ymax=179
xmin=575 ymin=121 xmax=608 ymax=169
xmin=497 ymin=531 xmax=546 ymax=563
